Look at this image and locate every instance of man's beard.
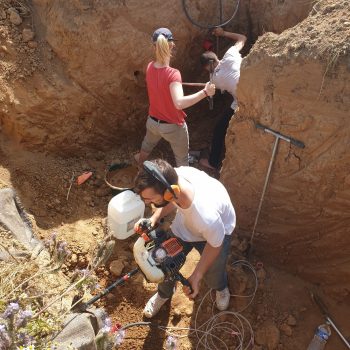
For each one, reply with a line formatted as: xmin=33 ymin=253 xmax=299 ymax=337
xmin=153 ymin=200 xmax=169 ymax=208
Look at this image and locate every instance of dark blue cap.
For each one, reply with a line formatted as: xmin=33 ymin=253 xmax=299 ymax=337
xmin=152 ymin=28 xmax=175 ymax=42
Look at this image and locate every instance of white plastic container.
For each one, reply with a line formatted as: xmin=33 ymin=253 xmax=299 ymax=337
xmin=107 ymin=190 xmax=145 ymax=239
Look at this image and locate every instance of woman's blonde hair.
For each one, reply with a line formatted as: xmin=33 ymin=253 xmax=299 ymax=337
xmin=154 ymin=34 xmax=172 ymax=65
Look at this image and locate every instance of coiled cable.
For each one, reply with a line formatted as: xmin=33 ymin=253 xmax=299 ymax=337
xmin=182 ymin=0 xmax=241 ymax=29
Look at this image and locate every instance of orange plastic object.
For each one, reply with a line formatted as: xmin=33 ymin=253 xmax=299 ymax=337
xmin=77 ymin=171 xmax=93 ymax=185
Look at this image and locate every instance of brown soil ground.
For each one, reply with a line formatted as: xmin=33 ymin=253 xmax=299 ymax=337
xmin=1 ymin=125 xmax=349 ymax=349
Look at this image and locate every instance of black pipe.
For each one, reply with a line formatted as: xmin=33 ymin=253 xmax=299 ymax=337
xmin=80 ymin=268 xmax=140 ymax=310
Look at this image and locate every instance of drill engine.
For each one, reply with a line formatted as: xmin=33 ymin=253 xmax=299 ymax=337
xmin=152 ymin=237 xmax=186 ymax=278
xmin=133 ymin=221 xmax=187 ymax=284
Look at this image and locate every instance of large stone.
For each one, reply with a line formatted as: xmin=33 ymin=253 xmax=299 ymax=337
xmin=109 ymin=259 xmax=125 ymax=276
xmin=8 ymin=8 xmax=22 ymax=25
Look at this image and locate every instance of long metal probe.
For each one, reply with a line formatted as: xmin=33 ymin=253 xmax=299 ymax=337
xmin=248 ymin=123 xmax=305 ymax=253
xmin=250 ymin=137 xmax=279 ymax=245
xmin=312 ymin=292 xmax=350 ymax=349
xmin=209 ymin=60 xmax=214 ymax=110
xmin=326 ymin=317 xmax=350 ymax=348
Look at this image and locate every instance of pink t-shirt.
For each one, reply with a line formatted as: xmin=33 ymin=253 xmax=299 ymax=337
xmin=146 ymin=62 xmax=186 ymax=125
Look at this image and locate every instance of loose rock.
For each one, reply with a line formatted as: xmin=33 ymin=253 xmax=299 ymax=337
xmin=27 ymin=41 xmax=38 ymax=49
xmin=22 ymin=28 xmax=35 ymax=42
xmin=109 ymin=259 xmax=125 ymax=276
xmin=280 ymin=323 xmax=293 ymax=336
xmin=287 ymin=315 xmax=297 ymax=326
xmin=8 ymin=8 xmax=22 ymax=25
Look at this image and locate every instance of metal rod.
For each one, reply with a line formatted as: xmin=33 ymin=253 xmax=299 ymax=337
xmin=326 ymin=316 xmax=350 ymax=348
xmin=182 ymin=82 xmax=206 ymax=87
xmin=312 ymin=292 xmax=350 ymax=349
xmin=209 ymin=60 xmax=214 ymax=110
xmin=250 ymin=137 xmax=280 ymax=245
xmin=256 ymin=123 xmax=305 ymax=149
xmin=248 ymin=123 xmax=306 ymax=253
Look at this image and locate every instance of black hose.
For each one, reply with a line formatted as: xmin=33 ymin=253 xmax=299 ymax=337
xmin=182 ymin=0 xmax=240 ymax=29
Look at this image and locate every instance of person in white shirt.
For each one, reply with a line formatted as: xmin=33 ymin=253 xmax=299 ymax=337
xmin=133 ymin=158 xmax=236 ymax=318
xmin=199 ymin=28 xmax=247 ymax=170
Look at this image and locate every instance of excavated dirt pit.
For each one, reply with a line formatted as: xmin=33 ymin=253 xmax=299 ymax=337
xmin=1 ymin=0 xmax=350 ymax=348
xmin=1 ymin=137 xmax=349 ymax=349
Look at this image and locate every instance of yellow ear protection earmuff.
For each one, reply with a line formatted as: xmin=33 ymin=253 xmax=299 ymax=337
xmin=143 ymin=161 xmax=180 ymax=201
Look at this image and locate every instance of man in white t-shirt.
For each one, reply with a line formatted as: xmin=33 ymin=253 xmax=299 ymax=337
xmin=133 ymin=158 xmax=236 ymax=318
xmin=199 ymin=28 xmax=247 ymax=170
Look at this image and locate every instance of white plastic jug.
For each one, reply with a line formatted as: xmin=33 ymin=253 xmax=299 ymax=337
xmin=107 ymin=190 xmax=145 ymax=239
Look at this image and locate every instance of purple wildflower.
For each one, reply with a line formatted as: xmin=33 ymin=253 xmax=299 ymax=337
xmin=0 ymin=324 xmax=11 ymax=348
xmin=50 ymin=232 xmax=58 ymax=241
xmin=55 ymin=241 xmax=71 ymax=263
xmin=17 ymin=331 xmax=33 ymax=346
xmin=165 ymin=335 xmax=178 ymax=350
xmin=57 ymin=241 xmax=67 ymax=251
xmin=2 ymin=302 xmax=20 ymax=318
xmin=16 ymin=309 xmax=33 ymax=328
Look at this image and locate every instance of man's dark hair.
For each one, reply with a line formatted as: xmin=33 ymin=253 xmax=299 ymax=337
xmin=200 ymin=51 xmax=218 ymax=66
xmin=134 ymin=159 xmax=178 ymax=195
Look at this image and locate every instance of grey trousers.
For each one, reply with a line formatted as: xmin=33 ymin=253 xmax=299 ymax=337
xmin=140 ymin=116 xmax=189 ymax=167
xmin=158 ymin=234 xmax=232 ymax=299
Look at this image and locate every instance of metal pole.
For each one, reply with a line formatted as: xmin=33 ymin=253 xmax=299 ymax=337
xmin=250 ymin=137 xmax=279 ymax=245
xmin=312 ymin=292 xmax=350 ymax=349
xmin=182 ymin=82 xmax=206 ymax=87
xmin=248 ymin=123 xmax=305 ymax=256
xmin=209 ymin=60 xmax=214 ymax=110
xmin=326 ymin=317 xmax=350 ymax=348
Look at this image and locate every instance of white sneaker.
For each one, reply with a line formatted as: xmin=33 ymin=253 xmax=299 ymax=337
xmin=216 ymin=287 xmax=230 ymax=311
xmin=143 ymin=293 xmax=169 ymax=318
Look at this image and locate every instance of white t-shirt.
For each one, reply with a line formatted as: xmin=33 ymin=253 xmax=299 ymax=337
xmin=171 ymin=167 xmax=236 ymax=247
xmin=212 ymin=46 xmax=242 ymax=110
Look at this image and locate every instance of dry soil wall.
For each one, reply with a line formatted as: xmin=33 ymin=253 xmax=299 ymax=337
xmin=221 ymin=0 xmax=350 ymax=298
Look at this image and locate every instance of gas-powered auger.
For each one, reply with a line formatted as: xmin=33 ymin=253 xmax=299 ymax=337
xmin=77 ymin=219 xmax=191 ymax=311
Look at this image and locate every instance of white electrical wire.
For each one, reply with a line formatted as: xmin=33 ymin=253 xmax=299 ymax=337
xmin=159 ymin=260 xmax=258 ymax=349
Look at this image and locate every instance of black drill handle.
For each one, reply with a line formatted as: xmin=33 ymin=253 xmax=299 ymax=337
xmin=209 ymin=97 xmax=214 ymax=110
xmin=256 ymin=123 xmax=305 ymax=149
xmin=177 ymin=272 xmax=194 ymax=294
xmin=84 ymin=268 xmax=140 ymax=309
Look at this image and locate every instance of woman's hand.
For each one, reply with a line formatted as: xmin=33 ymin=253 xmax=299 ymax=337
xmin=204 ymin=82 xmax=216 ymax=97
xmin=212 ymin=27 xmax=225 ymax=37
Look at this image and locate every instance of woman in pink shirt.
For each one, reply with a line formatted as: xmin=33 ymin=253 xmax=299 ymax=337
xmin=136 ymin=28 xmax=215 ymax=167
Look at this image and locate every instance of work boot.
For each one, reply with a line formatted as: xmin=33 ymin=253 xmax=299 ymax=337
xmin=143 ymin=292 xmax=169 ymax=318
xmin=215 ymin=287 xmax=230 ymax=311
